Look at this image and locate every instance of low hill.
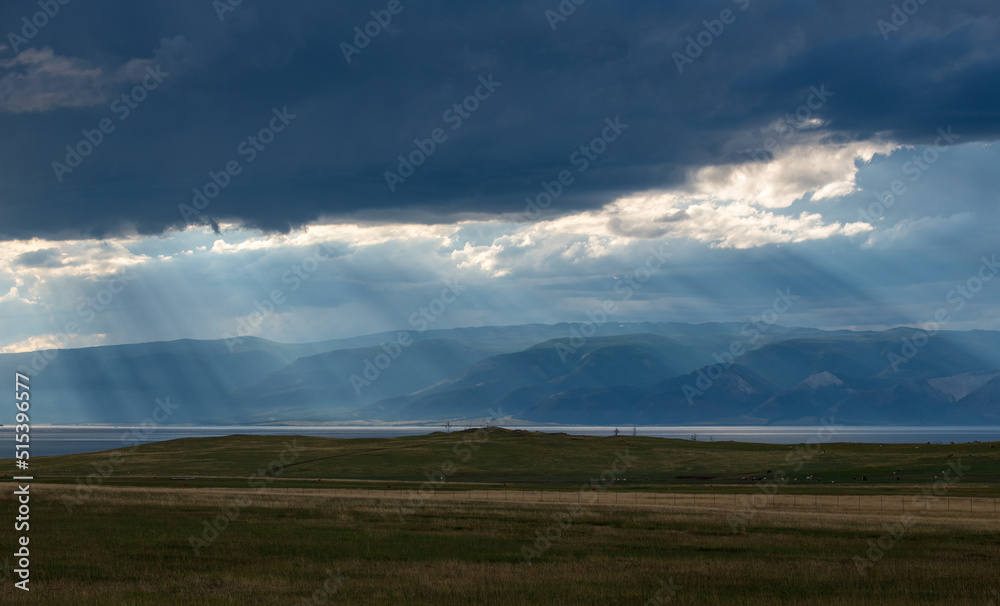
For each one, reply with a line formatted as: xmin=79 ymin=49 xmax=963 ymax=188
xmin=9 ymin=430 xmax=998 ymax=487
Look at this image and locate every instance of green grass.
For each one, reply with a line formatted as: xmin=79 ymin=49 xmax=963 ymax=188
xmin=2 ymin=430 xmax=998 ymax=604
xmin=1 ymin=483 xmax=997 ymax=604
xmin=5 ymin=428 xmax=999 ymax=495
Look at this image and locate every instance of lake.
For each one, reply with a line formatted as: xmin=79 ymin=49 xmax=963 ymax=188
xmin=1 ymin=425 xmax=998 ymax=457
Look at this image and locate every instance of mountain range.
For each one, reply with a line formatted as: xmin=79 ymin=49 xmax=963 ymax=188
xmin=3 ymin=322 xmax=999 ymax=426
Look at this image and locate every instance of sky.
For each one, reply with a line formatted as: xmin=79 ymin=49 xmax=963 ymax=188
xmin=0 ymin=0 xmax=998 ymax=352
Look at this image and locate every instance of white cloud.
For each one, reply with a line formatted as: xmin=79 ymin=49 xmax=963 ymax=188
xmin=0 ymin=237 xmax=148 ymax=278
xmin=0 ymin=136 xmax=884 ymax=288
xmin=203 ymin=222 xmax=459 ymax=255
xmin=0 ymin=134 xmax=916 ymax=347
xmin=446 ymin=194 xmax=873 ymax=278
xmin=0 ymin=333 xmax=107 ymax=353
xmin=6 ymin=138 xmax=883 ymax=286
xmin=688 ymin=137 xmax=896 ymax=209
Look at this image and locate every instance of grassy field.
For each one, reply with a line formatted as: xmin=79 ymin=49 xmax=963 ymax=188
xmin=6 ymin=428 xmax=1000 ymax=494
xmin=1 ymin=483 xmax=998 ymax=604
xmin=1 ymin=429 xmax=999 ymax=604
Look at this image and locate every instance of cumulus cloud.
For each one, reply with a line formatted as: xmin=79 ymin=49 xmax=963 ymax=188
xmin=0 ymin=238 xmax=148 ymax=279
xmin=0 ymin=136 xmax=895 ymax=293
xmin=688 ymin=139 xmax=897 ymax=209
xmin=0 ymin=2 xmax=997 ymax=349
xmin=446 ymin=137 xmax=882 ymax=275
xmin=0 ymin=2 xmax=997 ymax=239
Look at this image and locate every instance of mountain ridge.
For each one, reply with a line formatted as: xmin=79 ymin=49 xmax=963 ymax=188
xmin=2 ymin=323 xmax=998 ymax=425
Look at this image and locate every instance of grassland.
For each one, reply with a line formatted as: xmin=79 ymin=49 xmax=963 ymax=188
xmin=1 ymin=429 xmax=998 ymax=604
xmin=8 ymin=428 xmax=1000 ymax=494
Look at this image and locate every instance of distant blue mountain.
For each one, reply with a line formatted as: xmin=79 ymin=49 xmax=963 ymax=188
xmin=2 ymin=323 xmax=998 ymax=425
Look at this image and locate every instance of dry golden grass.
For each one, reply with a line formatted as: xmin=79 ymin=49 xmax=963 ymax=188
xmin=2 ymin=482 xmax=997 ymax=604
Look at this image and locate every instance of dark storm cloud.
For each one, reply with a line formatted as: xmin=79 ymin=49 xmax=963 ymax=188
xmin=0 ymin=0 xmax=997 ymax=240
